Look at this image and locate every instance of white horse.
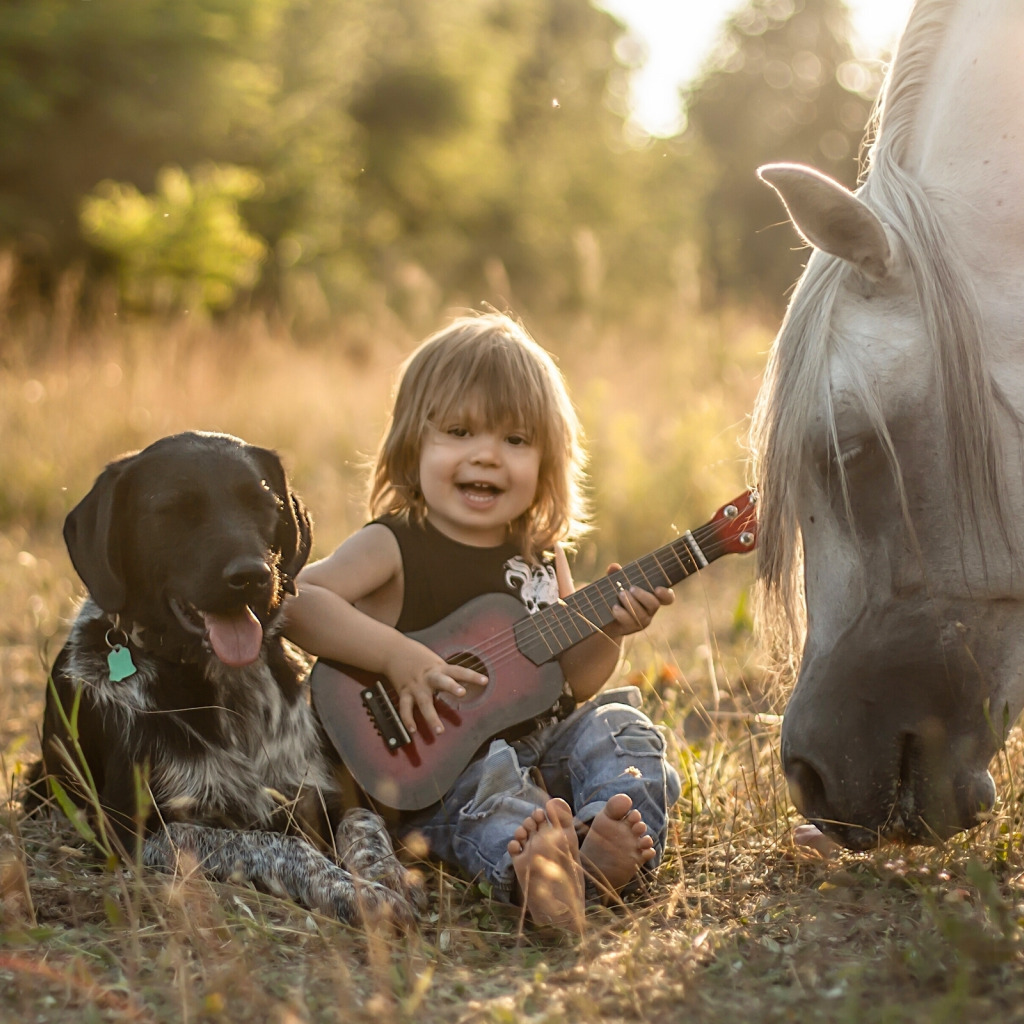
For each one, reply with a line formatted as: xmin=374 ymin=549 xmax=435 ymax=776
xmin=752 ymin=0 xmax=1024 ymax=847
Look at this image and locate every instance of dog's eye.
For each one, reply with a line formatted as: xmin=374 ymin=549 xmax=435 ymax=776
xmin=239 ymin=481 xmax=279 ymax=515
xmin=153 ymin=492 xmax=206 ymax=524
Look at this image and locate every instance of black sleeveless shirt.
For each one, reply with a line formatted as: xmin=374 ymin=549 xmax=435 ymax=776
xmin=374 ymin=513 xmax=560 ymax=631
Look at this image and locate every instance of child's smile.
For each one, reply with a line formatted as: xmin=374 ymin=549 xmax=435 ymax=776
xmin=457 ymin=480 xmax=504 ymax=504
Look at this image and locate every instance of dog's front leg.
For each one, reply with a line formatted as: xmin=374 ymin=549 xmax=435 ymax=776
xmin=335 ymin=808 xmax=424 ymax=912
xmin=144 ymin=822 xmax=417 ymax=926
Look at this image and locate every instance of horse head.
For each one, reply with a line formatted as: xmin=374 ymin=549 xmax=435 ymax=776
xmin=753 ymin=1 xmax=1024 ymax=849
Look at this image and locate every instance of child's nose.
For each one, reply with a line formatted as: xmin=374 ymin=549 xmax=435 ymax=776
xmin=469 ymin=434 xmax=501 ymax=462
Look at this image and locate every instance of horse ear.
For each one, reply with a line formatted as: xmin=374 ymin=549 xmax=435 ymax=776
xmin=250 ymin=446 xmax=313 ymax=592
xmin=758 ymin=163 xmax=892 ymax=283
xmin=63 ymin=459 xmax=131 ymax=612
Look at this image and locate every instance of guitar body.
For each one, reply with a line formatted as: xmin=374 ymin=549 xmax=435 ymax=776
xmin=311 ymin=592 xmax=565 ymax=811
xmin=311 ymin=489 xmax=758 ymax=812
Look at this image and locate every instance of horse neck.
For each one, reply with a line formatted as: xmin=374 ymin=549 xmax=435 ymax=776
xmin=905 ymin=2 xmax=1024 ymax=243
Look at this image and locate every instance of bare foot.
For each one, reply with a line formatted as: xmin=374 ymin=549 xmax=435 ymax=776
xmin=507 ymin=798 xmax=585 ymax=932
xmin=578 ymin=793 xmax=656 ymax=896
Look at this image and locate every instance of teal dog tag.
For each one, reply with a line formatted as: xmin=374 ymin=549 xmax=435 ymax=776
xmin=107 ymin=644 xmax=137 ymax=682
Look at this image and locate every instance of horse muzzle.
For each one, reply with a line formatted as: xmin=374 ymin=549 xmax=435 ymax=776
xmin=784 ymin=736 xmax=996 ymax=849
xmin=781 ymin=604 xmax=1002 ymax=848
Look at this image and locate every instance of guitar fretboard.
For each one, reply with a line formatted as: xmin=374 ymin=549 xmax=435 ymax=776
xmin=513 ymin=527 xmax=724 ymax=666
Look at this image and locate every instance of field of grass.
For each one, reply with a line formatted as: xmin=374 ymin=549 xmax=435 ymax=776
xmin=4 ymin=302 xmax=1024 ymax=1023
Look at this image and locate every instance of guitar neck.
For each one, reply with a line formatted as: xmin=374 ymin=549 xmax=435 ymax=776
xmin=514 ymin=527 xmax=727 ymax=667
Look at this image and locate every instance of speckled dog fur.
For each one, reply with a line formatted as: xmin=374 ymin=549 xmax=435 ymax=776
xmin=25 ymin=431 xmax=417 ymax=926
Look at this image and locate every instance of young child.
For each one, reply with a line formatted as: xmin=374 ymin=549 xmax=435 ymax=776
xmin=285 ymin=312 xmax=681 ymax=931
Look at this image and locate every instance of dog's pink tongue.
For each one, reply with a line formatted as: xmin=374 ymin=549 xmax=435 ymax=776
xmin=204 ymin=608 xmax=264 ymax=667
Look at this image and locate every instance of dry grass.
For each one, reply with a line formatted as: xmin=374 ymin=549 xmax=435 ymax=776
xmin=4 ymin=306 xmax=1024 ymax=1022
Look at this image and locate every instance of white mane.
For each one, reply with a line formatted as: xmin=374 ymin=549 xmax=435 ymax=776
xmin=749 ymin=0 xmax=1010 ymax=666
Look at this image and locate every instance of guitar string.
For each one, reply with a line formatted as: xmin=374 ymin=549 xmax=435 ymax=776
xmin=437 ymin=515 xmax=753 ymax=679
xmin=457 ymin=517 xmax=747 ymax=669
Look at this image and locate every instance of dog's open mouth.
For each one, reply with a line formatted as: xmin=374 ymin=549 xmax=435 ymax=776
xmin=169 ymin=599 xmax=265 ymax=667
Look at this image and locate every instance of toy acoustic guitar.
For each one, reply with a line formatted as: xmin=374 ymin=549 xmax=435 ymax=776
xmin=312 ymin=489 xmax=758 ymax=810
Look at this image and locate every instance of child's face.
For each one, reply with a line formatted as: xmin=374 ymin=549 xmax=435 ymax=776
xmin=419 ymin=405 xmax=541 ymax=547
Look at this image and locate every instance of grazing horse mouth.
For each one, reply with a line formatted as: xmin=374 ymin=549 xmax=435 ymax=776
xmin=785 ymin=732 xmax=997 ymax=851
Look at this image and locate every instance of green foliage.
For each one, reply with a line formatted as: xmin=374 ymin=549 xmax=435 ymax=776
xmin=0 ymin=0 xmax=288 ymax=263
xmin=42 ymin=675 xmax=114 ymax=861
xmin=0 ymin=0 xmax=875 ymax=323
xmin=80 ymin=164 xmax=267 ymax=312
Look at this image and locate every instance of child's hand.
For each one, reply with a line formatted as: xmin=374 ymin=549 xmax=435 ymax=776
xmin=384 ymin=637 xmax=487 ymax=736
xmin=602 ymin=563 xmax=674 ymax=638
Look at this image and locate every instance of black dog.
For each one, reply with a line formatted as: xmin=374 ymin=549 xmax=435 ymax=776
xmin=25 ymin=431 xmax=416 ymax=924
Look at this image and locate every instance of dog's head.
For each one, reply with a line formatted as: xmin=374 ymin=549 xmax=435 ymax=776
xmin=64 ymin=431 xmax=313 ymax=667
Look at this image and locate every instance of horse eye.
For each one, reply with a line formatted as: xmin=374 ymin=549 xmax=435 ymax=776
xmin=817 ymin=436 xmax=878 ymax=485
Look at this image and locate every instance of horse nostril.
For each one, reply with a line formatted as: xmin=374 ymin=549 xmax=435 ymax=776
xmin=786 ymin=757 xmax=827 ymax=819
xmin=224 ymin=557 xmax=272 ymax=592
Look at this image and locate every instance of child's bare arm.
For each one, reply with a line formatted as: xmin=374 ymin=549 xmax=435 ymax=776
xmin=284 ymin=525 xmax=484 ymax=735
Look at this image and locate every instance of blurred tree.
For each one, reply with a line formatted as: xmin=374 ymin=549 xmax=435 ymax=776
xmin=344 ymin=0 xmax=704 ymax=320
xmin=0 ymin=0 xmax=287 ymax=276
xmin=0 ymin=0 xmax=706 ymax=323
xmin=490 ymin=0 xmax=704 ymax=318
xmin=80 ymin=164 xmax=267 ymax=312
xmin=682 ymin=0 xmax=881 ymax=309
xmin=239 ymin=0 xmax=381 ymax=323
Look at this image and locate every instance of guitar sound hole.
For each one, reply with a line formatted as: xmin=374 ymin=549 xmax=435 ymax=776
xmin=438 ymin=652 xmax=489 ymax=709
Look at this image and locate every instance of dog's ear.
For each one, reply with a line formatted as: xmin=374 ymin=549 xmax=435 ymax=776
xmin=250 ymin=446 xmax=314 ymax=593
xmin=281 ymin=491 xmax=314 ymax=591
xmin=63 ymin=458 xmax=133 ymax=611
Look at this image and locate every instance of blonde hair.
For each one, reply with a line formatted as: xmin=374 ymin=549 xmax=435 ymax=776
xmin=370 ymin=312 xmax=589 ymax=559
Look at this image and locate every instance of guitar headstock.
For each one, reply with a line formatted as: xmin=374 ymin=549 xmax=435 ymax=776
xmin=707 ymin=488 xmax=758 ymax=554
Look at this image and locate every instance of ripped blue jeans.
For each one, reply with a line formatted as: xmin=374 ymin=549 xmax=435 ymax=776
xmin=398 ymin=688 xmax=681 ymax=903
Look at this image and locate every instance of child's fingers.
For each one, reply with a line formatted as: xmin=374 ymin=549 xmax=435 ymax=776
xmin=611 ymin=586 xmax=668 ymax=633
xmin=397 ymin=682 xmax=445 ymax=736
xmin=610 ymin=597 xmax=645 ymax=633
xmin=621 ymin=587 xmax=651 ymax=619
xmin=398 ymin=689 xmax=419 ymax=734
xmin=420 ymin=695 xmax=446 ymax=735
xmin=402 ymin=685 xmax=446 ymax=736
xmin=407 ymin=666 xmax=483 ymax=736
xmin=442 ymin=663 xmax=485 ymax=693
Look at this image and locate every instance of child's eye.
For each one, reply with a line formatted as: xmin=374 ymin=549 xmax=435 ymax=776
xmin=506 ymin=433 xmax=531 ymax=447
xmin=446 ymin=425 xmax=470 ymax=438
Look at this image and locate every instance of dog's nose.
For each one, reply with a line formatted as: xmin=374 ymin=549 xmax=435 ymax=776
xmin=224 ymin=557 xmax=273 ymax=592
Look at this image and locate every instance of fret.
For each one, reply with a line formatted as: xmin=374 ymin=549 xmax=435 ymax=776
xmin=662 ymin=539 xmax=693 ymax=582
xmin=573 ymin=582 xmax=605 ymax=633
xmin=549 ymin=600 xmax=588 ymax=648
xmin=681 ymin=530 xmax=708 ymax=570
xmin=666 ymin=537 xmax=702 ymax=582
xmin=513 ymin=609 xmax=558 ymax=665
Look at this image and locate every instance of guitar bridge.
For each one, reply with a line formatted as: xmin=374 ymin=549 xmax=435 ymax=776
xmin=361 ymin=680 xmax=412 ymax=750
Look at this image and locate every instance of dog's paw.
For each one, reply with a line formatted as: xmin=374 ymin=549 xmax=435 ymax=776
xmin=335 ymin=808 xmax=423 ymax=915
xmin=332 ymin=874 xmax=419 ymax=930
